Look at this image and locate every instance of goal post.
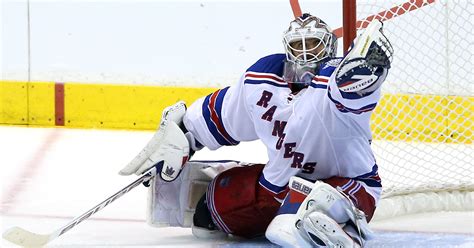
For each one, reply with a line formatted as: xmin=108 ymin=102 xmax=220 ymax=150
xmin=342 ymin=0 xmax=357 ymax=52
xmin=342 ymin=0 xmax=473 ymax=219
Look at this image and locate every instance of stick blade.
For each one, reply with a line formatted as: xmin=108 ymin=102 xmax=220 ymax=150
xmin=2 ymin=226 xmax=51 ymax=247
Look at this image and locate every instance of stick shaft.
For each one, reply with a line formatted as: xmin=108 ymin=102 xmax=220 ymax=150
xmin=49 ymin=165 xmax=158 ymax=240
xmin=3 ymin=162 xmax=162 ymax=247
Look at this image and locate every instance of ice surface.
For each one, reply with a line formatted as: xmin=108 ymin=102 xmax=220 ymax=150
xmin=1 ymin=126 xmax=472 ymax=247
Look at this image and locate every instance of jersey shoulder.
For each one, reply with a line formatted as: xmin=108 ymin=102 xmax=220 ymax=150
xmin=246 ymin=53 xmax=286 ymax=76
xmin=318 ymin=57 xmax=343 ymax=77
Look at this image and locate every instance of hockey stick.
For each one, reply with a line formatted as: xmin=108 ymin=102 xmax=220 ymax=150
xmin=2 ymin=161 xmax=163 ymax=247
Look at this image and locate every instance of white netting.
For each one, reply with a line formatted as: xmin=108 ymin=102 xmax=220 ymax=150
xmin=356 ymin=0 xmax=473 ymax=198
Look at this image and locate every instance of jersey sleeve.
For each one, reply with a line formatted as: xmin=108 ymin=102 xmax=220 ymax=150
xmin=183 ymin=75 xmax=258 ymax=150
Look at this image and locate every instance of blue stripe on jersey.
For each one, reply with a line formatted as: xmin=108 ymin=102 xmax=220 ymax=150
xmin=357 ymin=164 xmax=379 ymax=178
xmin=309 ymin=83 xmax=328 ymax=89
xmin=327 ymin=87 xmax=377 ymax=114
xmin=355 ymin=164 xmax=382 ymax=187
xmin=214 ymin=87 xmax=227 ymax=121
xmin=258 ymin=173 xmax=287 ymax=194
xmin=318 ymin=60 xmax=339 ymax=77
xmin=244 ymin=79 xmax=288 ymax=88
xmin=202 ymin=87 xmax=239 ymax=146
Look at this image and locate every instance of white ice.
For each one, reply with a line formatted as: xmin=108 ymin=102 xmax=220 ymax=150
xmin=1 ymin=126 xmax=473 ymax=247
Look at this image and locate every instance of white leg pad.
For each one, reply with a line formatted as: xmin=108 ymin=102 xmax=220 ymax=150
xmin=147 ymin=161 xmax=243 ymax=227
xmin=296 ymin=181 xmax=353 ymax=224
xmin=300 ymin=212 xmax=360 ymax=248
xmin=266 ymin=214 xmax=313 ymax=248
xmin=295 ymin=180 xmax=374 ymax=247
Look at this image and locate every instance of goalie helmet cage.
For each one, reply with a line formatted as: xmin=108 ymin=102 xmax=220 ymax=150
xmin=342 ymin=0 xmax=473 ymax=220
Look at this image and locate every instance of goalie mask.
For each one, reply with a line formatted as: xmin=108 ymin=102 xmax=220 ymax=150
xmin=283 ymin=13 xmax=337 ymax=85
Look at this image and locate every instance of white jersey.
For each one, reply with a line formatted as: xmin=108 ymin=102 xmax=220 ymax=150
xmin=183 ymin=54 xmax=382 ymax=201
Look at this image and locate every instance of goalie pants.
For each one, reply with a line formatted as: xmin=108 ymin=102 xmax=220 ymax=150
xmin=206 ymin=164 xmax=377 ymax=238
xmin=205 ymin=164 xmax=284 ymax=238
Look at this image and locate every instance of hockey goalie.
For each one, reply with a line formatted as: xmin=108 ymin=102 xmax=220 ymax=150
xmin=119 ymin=13 xmax=393 ymax=247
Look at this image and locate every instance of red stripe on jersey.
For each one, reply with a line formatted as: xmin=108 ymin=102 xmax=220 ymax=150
xmin=208 ymin=90 xmax=234 ymax=144
xmin=314 ymin=76 xmax=329 ymax=83
xmin=245 ymin=72 xmax=285 ymax=83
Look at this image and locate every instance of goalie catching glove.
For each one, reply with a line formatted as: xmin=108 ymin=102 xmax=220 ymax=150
xmin=335 ymin=19 xmax=394 ymax=95
xmin=119 ymin=101 xmax=191 ymax=182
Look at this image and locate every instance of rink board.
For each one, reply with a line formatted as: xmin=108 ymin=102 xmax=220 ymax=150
xmin=1 ymin=80 xmax=472 ymax=143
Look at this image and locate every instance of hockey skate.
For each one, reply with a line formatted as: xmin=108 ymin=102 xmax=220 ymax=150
xmin=191 ymin=195 xmax=227 ymax=239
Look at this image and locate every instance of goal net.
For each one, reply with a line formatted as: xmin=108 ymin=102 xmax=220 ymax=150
xmin=351 ymin=0 xmax=473 ymax=219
